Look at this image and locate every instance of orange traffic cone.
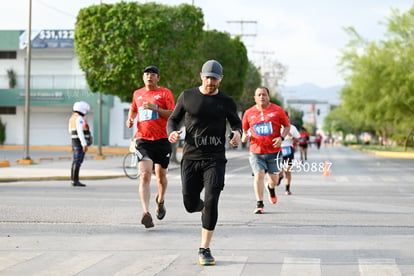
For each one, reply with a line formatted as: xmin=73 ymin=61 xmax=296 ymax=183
xmin=322 ymin=161 xmax=331 ymax=177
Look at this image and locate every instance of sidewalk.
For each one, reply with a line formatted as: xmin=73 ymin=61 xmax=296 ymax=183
xmin=0 ymin=155 xmax=124 ymax=182
xmin=0 ymin=146 xmax=180 ymax=182
xmin=0 ymin=146 xmax=249 ymax=182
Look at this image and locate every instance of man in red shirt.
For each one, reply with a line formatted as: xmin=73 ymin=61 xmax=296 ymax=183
xmin=242 ymin=87 xmax=290 ymax=214
xmin=315 ymin=133 xmax=323 ymax=150
xmin=126 ymin=65 xmax=175 ymax=228
xmin=299 ymin=128 xmax=310 ymax=162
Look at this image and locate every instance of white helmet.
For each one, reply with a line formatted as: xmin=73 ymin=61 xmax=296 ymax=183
xmin=73 ymin=101 xmax=90 ymax=115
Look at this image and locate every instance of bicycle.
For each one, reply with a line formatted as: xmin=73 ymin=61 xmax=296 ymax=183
xmin=122 ymin=139 xmax=143 ymax=179
xmin=122 ymin=138 xmax=164 ymax=179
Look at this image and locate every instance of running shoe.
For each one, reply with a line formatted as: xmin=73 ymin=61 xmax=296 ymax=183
xmin=141 ymin=212 xmax=154 ymax=228
xmin=155 ymin=193 xmax=166 ymax=220
xmin=254 ymin=202 xmax=264 ymax=214
xmin=198 ymin=248 xmax=215 ymax=265
xmin=285 ymin=191 xmax=292 ymax=195
xmin=267 ymin=185 xmax=278 ymax=204
xmin=254 ymin=206 xmax=264 ymax=214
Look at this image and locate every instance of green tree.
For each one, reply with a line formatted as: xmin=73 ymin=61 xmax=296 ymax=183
xmin=196 ymin=30 xmax=248 ymax=102
xmin=74 ymin=2 xmax=204 ymax=101
xmin=338 ymin=6 xmax=414 ymax=148
xmin=286 ymin=108 xmax=303 ymax=129
xmin=238 ymin=61 xmax=262 ymax=111
xmin=323 ymin=105 xmax=359 ymax=141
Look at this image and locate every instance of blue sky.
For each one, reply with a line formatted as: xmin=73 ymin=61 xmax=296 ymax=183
xmin=1 ymin=0 xmax=412 ymax=87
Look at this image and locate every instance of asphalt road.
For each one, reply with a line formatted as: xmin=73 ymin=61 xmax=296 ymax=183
xmin=0 ymin=145 xmax=413 ymax=275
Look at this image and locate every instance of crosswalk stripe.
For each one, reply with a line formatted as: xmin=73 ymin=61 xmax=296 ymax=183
xmin=357 ymin=176 xmax=373 ymax=182
xmin=402 ymin=176 xmax=414 ymax=182
xmin=359 ymin=258 xmax=402 ymax=276
xmin=335 ymin=176 xmax=349 ymax=182
xmin=380 ymin=176 xmax=398 ymax=183
xmin=0 ymin=252 xmax=406 ymax=275
xmin=280 ymin=257 xmax=321 ymax=276
xmin=199 ymin=256 xmax=248 ymax=276
xmin=0 ymin=252 xmax=42 ymax=271
xmin=32 ymin=253 xmax=111 ymax=276
xmin=227 ymin=165 xmax=252 ymax=174
xmin=113 ymin=254 xmax=178 ymax=276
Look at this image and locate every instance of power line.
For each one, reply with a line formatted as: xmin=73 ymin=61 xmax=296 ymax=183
xmin=252 ymin=50 xmax=274 ymax=56
xmin=252 ymin=50 xmax=274 ymax=71
xmin=226 ymin=20 xmax=257 ymax=38
xmin=35 ymin=0 xmax=77 ymax=19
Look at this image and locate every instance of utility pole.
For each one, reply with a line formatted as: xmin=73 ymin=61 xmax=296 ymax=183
xmin=23 ymin=0 xmax=33 ymax=163
xmin=226 ymin=20 xmax=257 ymax=39
xmin=252 ymin=50 xmax=274 ymax=84
xmin=252 ymin=50 xmax=274 ymax=70
xmin=97 ymin=0 xmax=104 ymax=159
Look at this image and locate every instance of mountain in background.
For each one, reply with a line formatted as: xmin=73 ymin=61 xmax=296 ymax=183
xmin=280 ymin=83 xmax=342 ymax=105
xmin=278 ymin=83 xmax=343 ymax=132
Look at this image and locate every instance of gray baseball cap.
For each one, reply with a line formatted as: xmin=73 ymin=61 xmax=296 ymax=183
xmin=201 ymin=60 xmax=222 ymax=79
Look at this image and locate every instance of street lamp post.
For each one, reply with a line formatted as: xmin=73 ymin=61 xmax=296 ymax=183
xmin=23 ymin=0 xmax=32 ymax=162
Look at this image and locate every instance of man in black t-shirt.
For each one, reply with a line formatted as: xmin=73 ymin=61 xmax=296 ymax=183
xmin=167 ymin=60 xmax=242 ymax=266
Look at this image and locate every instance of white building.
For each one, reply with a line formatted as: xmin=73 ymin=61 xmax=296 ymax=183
xmin=0 ymin=29 xmax=135 ymax=147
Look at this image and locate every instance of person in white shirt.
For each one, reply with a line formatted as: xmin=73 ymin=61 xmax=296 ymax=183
xmin=278 ymin=114 xmax=300 ymax=195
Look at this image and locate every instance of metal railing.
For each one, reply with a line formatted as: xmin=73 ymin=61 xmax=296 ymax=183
xmin=0 ymin=74 xmax=88 ymax=89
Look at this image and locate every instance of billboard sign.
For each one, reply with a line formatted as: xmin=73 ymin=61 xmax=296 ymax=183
xmin=19 ymin=29 xmax=74 ymax=49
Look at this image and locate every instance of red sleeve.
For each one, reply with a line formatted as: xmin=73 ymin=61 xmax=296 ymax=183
xmin=242 ymin=109 xmax=251 ymax=131
xmin=164 ymin=88 xmax=176 ymax=110
xmin=130 ymin=90 xmax=138 ymax=111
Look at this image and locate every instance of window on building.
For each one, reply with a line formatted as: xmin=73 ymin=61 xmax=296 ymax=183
xmin=0 ymin=51 xmax=17 ymax=59
xmin=0 ymin=106 xmax=16 ymax=114
xmin=124 ymin=109 xmax=133 ymax=139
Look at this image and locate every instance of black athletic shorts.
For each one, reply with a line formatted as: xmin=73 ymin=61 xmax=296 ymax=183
xmin=181 ymin=159 xmax=227 ymax=195
xmin=135 ymin=138 xmax=172 ymax=169
xmin=282 ymin=146 xmax=295 ymax=166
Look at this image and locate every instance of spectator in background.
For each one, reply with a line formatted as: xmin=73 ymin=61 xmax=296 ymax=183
xmin=69 ymin=101 xmax=92 ymax=187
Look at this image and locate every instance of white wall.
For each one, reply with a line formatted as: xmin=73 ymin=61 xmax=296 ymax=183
xmin=109 ymin=97 xmax=135 ymax=147
xmin=0 ymin=106 xmax=94 ymax=146
xmin=0 ymin=113 xmax=18 ymax=145
xmin=0 ymin=43 xmax=133 ymax=147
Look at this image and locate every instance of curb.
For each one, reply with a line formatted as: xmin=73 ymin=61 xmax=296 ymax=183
xmin=367 ymin=150 xmax=414 ymax=159
xmin=0 ymin=145 xmax=129 ymax=155
xmin=0 ymin=145 xmax=128 ymax=168
xmin=356 ymin=148 xmax=414 ymax=159
xmin=0 ymin=160 xmax=10 ymax=167
xmin=0 ymin=174 xmax=126 ymax=183
xmin=0 ymin=165 xmax=180 ymax=183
